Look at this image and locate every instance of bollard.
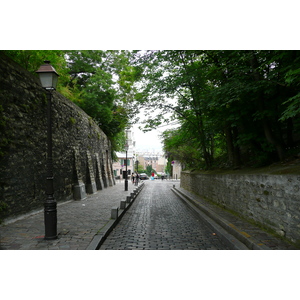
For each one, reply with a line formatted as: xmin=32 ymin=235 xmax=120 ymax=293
xmin=111 ymin=206 xmax=119 ymax=219
xmin=126 ymin=195 xmax=131 ymax=203
xmin=120 ymin=200 xmax=126 ymax=209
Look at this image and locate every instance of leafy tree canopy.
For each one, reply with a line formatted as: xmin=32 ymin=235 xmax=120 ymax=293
xmin=4 ymin=50 xmax=300 ymax=169
xmin=132 ymin=50 xmax=300 ymax=169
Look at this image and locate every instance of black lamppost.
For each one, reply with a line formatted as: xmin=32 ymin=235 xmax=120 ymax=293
xmin=36 ymin=61 xmax=59 ymax=240
xmin=135 ymin=160 xmax=139 ymax=186
xmin=124 ymin=141 xmax=129 ymax=191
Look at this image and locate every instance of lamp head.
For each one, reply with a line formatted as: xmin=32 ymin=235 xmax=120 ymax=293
xmin=36 ymin=60 xmax=59 ymax=90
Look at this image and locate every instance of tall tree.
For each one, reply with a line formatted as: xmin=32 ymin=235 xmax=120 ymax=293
xmin=132 ymin=50 xmax=217 ymax=168
xmin=133 ymin=50 xmax=300 ymax=169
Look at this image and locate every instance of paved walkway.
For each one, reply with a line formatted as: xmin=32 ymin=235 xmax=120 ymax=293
xmin=0 ymin=180 xmax=138 ymax=250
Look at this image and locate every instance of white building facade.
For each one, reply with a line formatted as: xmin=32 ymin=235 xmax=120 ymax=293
xmin=112 ymin=128 xmax=182 ymax=179
xmin=112 ymin=128 xmax=137 ymax=178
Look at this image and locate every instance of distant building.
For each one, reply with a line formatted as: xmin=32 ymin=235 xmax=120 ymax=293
xmin=156 ymin=155 xmax=167 ymax=173
xmin=112 ymin=128 xmax=136 ymax=178
xmin=112 ymin=130 xmax=182 ymax=179
xmin=136 ymin=152 xmax=168 ymax=174
xmin=139 ymin=154 xmax=159 ymax=170
xmin=171 ymin=160 xmax=181 ymax=179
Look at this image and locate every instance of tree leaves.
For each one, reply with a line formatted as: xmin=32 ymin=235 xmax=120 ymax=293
xmin=5 ymin=50 xmax=300 ymax=166
xmin=133 ymin=50 xmax=300 ymax=169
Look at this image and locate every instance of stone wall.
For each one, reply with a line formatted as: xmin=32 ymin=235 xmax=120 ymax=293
xmin=0 ymin=54 xmax=115 ymax=221
xmin=181 ymin=171 xmax=300 ymax=243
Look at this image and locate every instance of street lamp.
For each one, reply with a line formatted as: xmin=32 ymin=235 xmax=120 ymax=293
xmin=36 ymin=61 xmax=59 ymax=240
xmin=135 ymin=160 xmax=139 ymax=186
xmin=124 ymin=140 xmax=129 ymax=191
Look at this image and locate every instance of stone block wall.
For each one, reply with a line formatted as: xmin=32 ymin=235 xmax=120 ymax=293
xmin=0 ymin=54 xmax=115 ymax=221
xmin=181 ymin=171 xmax=300 ymax=243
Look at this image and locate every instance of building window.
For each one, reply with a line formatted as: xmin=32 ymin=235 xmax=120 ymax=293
xmin=121 ymin=159 xmax=130 ymax=166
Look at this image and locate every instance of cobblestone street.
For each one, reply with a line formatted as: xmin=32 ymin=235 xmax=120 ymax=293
xmin=99 ymin=180 xmax=230 ymax=250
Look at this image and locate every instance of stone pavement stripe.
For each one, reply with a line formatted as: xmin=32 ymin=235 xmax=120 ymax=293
xmin=86 ymin=182 xmax=145 ymax=250
xmin=172 ymin=186 xmax=298 ymax=250
xmin=171 ymin=188 xmax=249 ymax=250
xmin=172 ymin=187 xmax=270 ymax=250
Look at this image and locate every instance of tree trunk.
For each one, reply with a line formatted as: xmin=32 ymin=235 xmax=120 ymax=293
xmin=225 ymin=125 xmax=241 ymax=168
xmin=232 ymin=127 xmax=241 ymax=168
xmin=261 ymin=116 xmax=285 ymax=161
xmin=225 ymin=126 xmax=234 ymax=164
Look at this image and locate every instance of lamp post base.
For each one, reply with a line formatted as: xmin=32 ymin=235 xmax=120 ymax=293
xmin=125 ymin=179 xmax=128 ymax=191
xmin=44 ymin=201 xmax=57 ymax=240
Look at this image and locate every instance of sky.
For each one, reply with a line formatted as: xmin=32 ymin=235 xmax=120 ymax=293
xmin=132 ymin=123 xmax=176 ymax=154
xmin=132 ymin=125 xmax=163 ymax=153
xmin=132 ymin=108 xmax=179 ymax=154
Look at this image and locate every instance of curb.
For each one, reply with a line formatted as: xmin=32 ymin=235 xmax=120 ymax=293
xmin=86 ymin=182 xmax=145 ymax=250
xmin=171 ymin=187 xmax=270 ymax=250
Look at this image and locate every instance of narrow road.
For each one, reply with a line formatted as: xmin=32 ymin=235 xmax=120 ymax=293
xmin=99 ymin=180 xmax=229 ymax=250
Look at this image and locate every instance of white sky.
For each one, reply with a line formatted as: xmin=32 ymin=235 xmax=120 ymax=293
xmin=132 ymin=124 xmax=166 ymax=153
xmin=132 ymin=107 xmax=179 ymax=153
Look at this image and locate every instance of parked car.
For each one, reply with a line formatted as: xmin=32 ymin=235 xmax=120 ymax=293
xmin=139 ymin=173 xmax=149 ymax=180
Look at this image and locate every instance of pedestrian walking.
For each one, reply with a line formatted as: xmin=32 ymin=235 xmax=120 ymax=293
xmin=151 ymin=171 xmax=155 ymax=180
xmin=131 ymin=173 xmax=135 ymax=184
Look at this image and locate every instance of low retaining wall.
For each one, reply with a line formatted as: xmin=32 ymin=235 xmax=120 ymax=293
xmin=180 ymin=171 xmax=300 ymax=244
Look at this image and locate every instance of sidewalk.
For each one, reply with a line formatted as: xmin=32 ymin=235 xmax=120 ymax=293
xmin=0 ymin=180 xmax=139 ymax=250
xmin=172 ymin=186 xmax=298 ymax=250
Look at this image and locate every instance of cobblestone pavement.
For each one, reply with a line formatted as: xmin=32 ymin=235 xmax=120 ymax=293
xmin=0 ymin=180 xmax=136 ymax=250
xmin=174 ymin=186 xmax=298 ymax=250
xmin=99 ymin=181 xmax=230 ymax=250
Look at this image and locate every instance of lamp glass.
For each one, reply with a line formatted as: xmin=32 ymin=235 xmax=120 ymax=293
xmin=125 ymin=142 xmax=129 ymax=152
xmin=38 ymin=72 xmax=58 ymax=90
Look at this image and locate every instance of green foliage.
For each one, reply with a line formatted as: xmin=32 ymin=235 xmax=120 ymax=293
xmin=62 ymin=50 xmax=136 ymax=147
xmin=145 ymin=165 xmax=155 ymax=176
xmin=133 ymin=50 xmax=300 ymax=170
xmin=3 ymin=50 xmax=70 ymax=89
xmin=4 ymin=50 xmax=300 ymax=169
xmin=161 ymin=128 xmax=205 ymax=170
xmin=280 ymin=93 xmax=300 ymax=120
